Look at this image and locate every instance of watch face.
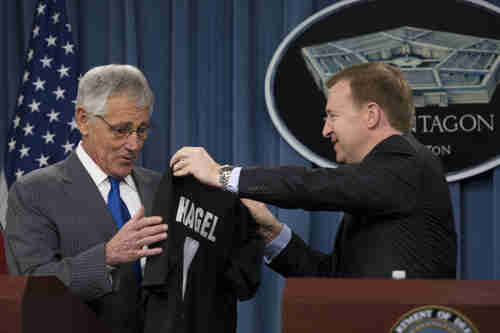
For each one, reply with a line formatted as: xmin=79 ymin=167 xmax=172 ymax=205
xmin=219 ymin=169 xmax=229 ymax=187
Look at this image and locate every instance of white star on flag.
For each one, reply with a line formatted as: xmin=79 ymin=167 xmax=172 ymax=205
xmin=67 ymin=117 xmax=78 ymax=131
xmin=1 ymin=0 xmax=81 ymax=228
xmin=61 ymin=141 xmax=75 ymax=154
xmin=8 ymin=139 xmax=16 ymax=152
xmin=13 ymin=116 xmax=21 ymax=128
xmin=45 ymin=35 xmax=57 ymax=47
xmin=15 ymin=169 xmax=25 ymax=180
xmin=19 ymin=145 xmax=31 ymax=158
xmin=46 ymin=109 xmax=60 ymax=122
xmin=28 ymin=100 xmax=41 ymax=112
xmin=57 ymin=64 xmax=70 ymax=78
xmin=51 ymin=12 xmax=60 ymax=24
xmin=37 ymin=3 xmax=46 ymax=15
xmin=42 ymin=131 xmax=56 ymax=144
xmin=53 ymin=86 xmax=65 ymax=100
xmin=33 ymin=77 xmax=46 ymax=91
xmin=33 ymin=25 xmax=41 ymax=38
xmin=22 ymin=123 xmax=35 ymax=136
xmin=28 ymin=49 xmax=35 ymax=62
xmin=36 ymin=154 xmax=50 ymax=167
xmin=40 ymin=55 xmax=53 ymax=68
xmin=23 ymin=71 xmax=30 ymax=83
xmin=61 ymin=42 xmax=74 ymax=55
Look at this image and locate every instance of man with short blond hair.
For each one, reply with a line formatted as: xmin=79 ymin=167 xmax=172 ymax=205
xmin=169 ymin=62 xmax=457 ymax=279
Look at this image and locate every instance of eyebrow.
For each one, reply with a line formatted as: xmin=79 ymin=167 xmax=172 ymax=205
xmin=114 ymin=120 xmax=150 ymax=127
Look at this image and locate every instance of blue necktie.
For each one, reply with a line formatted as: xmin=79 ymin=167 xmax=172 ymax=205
xmin=107 ymin=176 xmax=142 ymax=282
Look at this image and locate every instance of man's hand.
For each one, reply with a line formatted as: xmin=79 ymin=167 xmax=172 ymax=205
xmin=105 ymin=207 xmax=167 ymax=265
xmin=170 ymin=147 xmax=222 ymax=188
xmin=241 ymin=199 xmax=283 ymax=243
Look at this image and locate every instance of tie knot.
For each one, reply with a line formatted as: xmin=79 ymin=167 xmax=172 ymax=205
xmin=109 ymin=176 xmax=121 ymax=190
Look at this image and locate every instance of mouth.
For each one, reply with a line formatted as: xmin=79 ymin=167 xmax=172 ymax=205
xmin=121 ymin=155 xmax=137 ymax=164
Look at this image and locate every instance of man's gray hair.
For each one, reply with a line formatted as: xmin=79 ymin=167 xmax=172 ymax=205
xmin=76 ymin=64 xmax=154 ymax=118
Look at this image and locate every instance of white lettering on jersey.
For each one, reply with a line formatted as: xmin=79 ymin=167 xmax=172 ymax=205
xmin=200 ymin=212 xmax=213 ymax=238
xmin=195 ymin=207 xmax=204 ymax=232
xmin=208 ymin=216 xmax=218 ymax=242
xmin=176 ymin=196 xmax=190 ymax=222
xmin=176 ymin=195 xmax=218 ymax=242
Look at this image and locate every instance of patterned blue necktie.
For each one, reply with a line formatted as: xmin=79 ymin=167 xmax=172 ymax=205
xmin=107 ymin=176 xmax=142 ymax=282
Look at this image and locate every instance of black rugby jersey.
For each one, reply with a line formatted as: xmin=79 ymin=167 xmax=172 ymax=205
xmin=143 ymin=170 xmax=264 ymax=333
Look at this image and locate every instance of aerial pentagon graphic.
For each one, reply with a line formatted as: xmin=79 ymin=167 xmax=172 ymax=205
xmin=301 ymin=26 xmax=500 ymax=107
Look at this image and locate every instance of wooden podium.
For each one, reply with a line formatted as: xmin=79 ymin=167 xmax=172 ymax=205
xmin=0 ymin=275 xmax=109 ymax=333
xmin=0 ymin=233 xmax=7 ymax=274
xmin=282 ymin=278 xmax=500 ymax=332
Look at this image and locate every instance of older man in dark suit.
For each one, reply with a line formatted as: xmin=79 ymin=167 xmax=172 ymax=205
xmin=5 ymin=64 xmax=167 ymax=333
xmin=169 ymin=62 xmax=457 ymax=279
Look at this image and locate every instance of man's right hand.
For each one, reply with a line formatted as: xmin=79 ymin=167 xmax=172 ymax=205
xmin=170 ymin=147 xmax=222 ymax=188
xmin=241 ymin=199 xmax=284 ymax=243
xmin=105 ymin=206 xmax=167 ymax=265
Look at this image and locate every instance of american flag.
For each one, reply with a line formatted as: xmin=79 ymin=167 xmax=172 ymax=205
xmin=0 ymin=0 xmax=80 ymax=226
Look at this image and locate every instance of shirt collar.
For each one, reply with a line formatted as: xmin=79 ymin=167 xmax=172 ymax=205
xmin=75 ymin=142 xmax=137 ymax=191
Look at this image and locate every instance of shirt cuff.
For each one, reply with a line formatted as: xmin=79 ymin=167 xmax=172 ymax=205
xmin=263 ymin=224 xmax=291 ymax=264
xmin=227 ymin=167 xmax=242 ymax=193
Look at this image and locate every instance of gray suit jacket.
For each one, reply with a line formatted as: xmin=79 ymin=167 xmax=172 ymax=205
xmin=4 ymin=152 xmax=161 ymax=333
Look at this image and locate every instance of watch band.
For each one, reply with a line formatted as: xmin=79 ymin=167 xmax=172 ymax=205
xmin=219 ymin=164 xmax=234 ymax=191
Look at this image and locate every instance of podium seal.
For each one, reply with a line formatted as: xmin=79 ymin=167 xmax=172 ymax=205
xmin=391 ymin=305 xmax=479 ymax=333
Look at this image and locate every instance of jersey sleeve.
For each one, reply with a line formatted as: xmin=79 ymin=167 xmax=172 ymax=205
xmin=223 ymin=201 xmax=264 ymax=301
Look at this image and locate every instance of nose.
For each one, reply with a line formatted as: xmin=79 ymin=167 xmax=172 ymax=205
xmin=322 ymin=121 xmax=332 ymax=138
xmin=124 ymin=132 xmax=143 ymax=151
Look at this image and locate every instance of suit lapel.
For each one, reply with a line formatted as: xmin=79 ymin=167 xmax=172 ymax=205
xmin=132 ymin=168 xmax=155 ymax=216
xmin=59 ymin=153 xmax=155 ymax=240
xmin=59 ymin=152 xmax=118 ymax=240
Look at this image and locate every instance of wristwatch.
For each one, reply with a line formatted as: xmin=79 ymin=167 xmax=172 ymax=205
xmin=219 ymin=164 xmax=235 ymax=190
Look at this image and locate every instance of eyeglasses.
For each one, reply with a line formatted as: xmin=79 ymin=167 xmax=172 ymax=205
xmin=323 ymin=113 xmax=336 ymax=125
xmin=95 ymin=115 xmax=150 ymax=140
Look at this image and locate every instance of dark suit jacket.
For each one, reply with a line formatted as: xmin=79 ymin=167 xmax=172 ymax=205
xmin=4 ymin=152 xmax=161 ymax=333
xmin=239 ymin=135 xmax=457 ymax=278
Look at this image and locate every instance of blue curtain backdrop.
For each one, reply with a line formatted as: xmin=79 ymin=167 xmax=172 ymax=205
xmin=1 ymin=1 xmax=500 ymax=333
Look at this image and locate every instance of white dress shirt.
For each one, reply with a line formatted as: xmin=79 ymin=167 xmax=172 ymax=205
xmin=75 ymin=142 xmax=146 ymax=272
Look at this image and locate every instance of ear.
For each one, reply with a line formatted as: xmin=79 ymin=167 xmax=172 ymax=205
xmin=365 ymin=102 xmax=382 ymax=129
xmin=75 ymin=107 xmax=90 ymax=136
